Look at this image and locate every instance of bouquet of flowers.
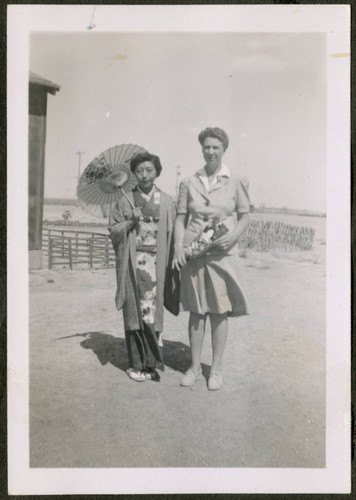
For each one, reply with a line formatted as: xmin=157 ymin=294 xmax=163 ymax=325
xmin=185 ymin=217 xmax=232 ymax=259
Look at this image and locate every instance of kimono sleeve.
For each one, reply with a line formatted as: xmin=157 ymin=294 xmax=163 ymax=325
xmin=108 ymin=201 xmax=131 ymax=238
xmin=235 ymin=177 xmax=250 ymax=214
xmin=176 ymin=178 xmax=189 ymax=215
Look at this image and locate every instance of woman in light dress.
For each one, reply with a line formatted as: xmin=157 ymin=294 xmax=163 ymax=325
xmin=173 ymin=127 xmax=250 ymax=391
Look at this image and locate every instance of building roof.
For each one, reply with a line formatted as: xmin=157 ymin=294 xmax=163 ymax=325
xmin=29 ymin=71 xmax=61 ymax=95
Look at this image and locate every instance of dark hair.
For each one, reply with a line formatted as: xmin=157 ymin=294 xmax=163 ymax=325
xmin=198 ymin=127 xmax=229 ymax=151
xmin=130 ymin=152 xmax=162 ymax=177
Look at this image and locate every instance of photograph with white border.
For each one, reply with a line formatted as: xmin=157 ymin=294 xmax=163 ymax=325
xmin=7 ymin=4 xmax=350 ymax=495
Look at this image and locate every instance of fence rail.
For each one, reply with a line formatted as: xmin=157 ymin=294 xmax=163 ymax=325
xmin=42 ymin=228 xmax=115 ymax=269
xmin=42 ymin=219 xmax=315 ymax=270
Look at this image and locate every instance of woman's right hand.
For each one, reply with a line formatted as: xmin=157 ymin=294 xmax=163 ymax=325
xmin=172 ymin=246 xmax=187 ymax=270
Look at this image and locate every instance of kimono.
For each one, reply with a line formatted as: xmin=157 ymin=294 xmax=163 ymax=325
xmin=109 ymin=186 xmax=177 ymax=371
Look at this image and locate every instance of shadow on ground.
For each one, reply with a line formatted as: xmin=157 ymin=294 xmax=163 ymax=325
xmin=56 ymin=331 xmax=210 ymax=376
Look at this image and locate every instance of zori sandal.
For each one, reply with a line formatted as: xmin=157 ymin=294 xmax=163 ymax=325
xmin=143 ymin=368 xmax=161 ymax=382
xmin=126 ymin=368 xmax=146 ymax=382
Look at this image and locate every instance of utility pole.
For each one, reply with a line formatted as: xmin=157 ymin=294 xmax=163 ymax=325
xmin=76 ymin=151 xmax=85 ymax=182
xmin=176 ymin=165 xmax=181 ymax=199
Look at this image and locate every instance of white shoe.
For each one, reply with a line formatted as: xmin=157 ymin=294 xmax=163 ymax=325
xmin=126 ymin=368 xmax=146 ymax=382
xmin=208 ymin=371 xmax=223 ymax=391
xmin=180 ymin=367 xmax=202 ymax=387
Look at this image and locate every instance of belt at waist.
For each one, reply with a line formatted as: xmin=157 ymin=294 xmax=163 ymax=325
xmin=136 ymin=245 xmax=157 ymax=253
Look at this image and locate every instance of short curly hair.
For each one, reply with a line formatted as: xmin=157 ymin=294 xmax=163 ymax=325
xmin=130 ymin=152 xmax=162 ymax=177
xmin=198 ymin=127 xmax=229 ymax=151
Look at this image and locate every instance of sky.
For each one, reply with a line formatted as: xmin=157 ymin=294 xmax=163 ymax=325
xmin=30 ymin=32 xmax=326 ymax=211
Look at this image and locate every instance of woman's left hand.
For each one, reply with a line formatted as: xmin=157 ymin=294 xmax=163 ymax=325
xmin=213 ymin=231 xmax=238 ymax=251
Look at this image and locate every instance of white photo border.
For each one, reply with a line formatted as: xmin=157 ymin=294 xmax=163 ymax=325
xmin=7 ymin=4 xmax=350 ymax=495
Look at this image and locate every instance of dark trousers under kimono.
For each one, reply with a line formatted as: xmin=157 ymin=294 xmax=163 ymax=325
xmin=125 ymin=327 xmax=163 ymax=372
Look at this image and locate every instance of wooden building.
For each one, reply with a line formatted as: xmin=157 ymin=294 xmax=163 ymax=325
xmin=29 ymin=72 xmax=60 ymax=269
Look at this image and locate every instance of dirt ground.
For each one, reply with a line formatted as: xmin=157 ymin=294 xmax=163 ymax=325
xmin=29 ymin=245 xmax=326 ymax=468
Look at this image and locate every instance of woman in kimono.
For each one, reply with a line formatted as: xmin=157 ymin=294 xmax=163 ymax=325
xmin=173 ymin=127 xmax=250 ymax=391
xmin=109 ymin=152 xmax=177 ymax=382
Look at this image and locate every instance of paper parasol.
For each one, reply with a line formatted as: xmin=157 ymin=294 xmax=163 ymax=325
xmin=77 ymin=143 xmax=147 ymax=217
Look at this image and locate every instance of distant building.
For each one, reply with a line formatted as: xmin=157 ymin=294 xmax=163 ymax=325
xmin=29 ymin=72 xmax=60 ymax=269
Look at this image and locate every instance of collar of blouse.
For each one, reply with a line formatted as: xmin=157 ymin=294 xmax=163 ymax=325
xmin=195 ymin=163 xmax=231 ymax=193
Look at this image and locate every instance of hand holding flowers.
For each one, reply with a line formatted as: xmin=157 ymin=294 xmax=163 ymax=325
xmin=185 ymin=217 xmax=234 ymax=258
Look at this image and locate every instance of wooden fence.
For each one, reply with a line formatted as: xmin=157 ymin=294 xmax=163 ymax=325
xmin=42 ymin=228 xmax=115 ymax=269
xmin=42 ymin=220 xmax=315 ymax=270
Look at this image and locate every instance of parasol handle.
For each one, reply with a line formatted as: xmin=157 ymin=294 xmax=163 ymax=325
xmin=119 ymin=186 xmax=135 ymax=209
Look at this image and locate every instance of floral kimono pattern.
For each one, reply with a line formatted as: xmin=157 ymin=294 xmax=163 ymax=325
xmin=109 ymin=186 xmax=177 ymax=373
xmin=134 ymin=189 xmax=160 ymax=328
xmin=128 ymin=188 xmax=164 ymax=370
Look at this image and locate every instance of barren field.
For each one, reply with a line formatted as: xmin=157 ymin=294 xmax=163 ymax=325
xmin=30 ymin=218 xmax=326 ymax=468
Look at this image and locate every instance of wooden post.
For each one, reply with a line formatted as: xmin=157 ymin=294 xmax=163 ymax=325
xmin=61 ymin=231 xmax=64 ymax=257
xmin=89 ymin=238 xmax=93 ymax=269
xmin=68 ymin=238 xmax=73 ymax=270
xmin=75 ymin=232 xmax=79 ymax=258
xmin=105 ymin=236 xmax=109 ymax=268
xmin=48 ymin=237 xmax=53 ymax=269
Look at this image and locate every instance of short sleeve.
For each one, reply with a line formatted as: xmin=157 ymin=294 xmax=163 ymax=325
xmin=235 ymin=177 xmax=250 ymax=214
xmin=176 ymin=178 xmax=189 ymax=214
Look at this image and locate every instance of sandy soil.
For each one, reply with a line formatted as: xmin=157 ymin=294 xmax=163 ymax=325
xmin=29 ymin=244 xmax=326 ymax=468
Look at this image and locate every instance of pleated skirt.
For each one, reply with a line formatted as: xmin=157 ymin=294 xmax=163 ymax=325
xmin=180 ymin=253 xmax=248 ymax=317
